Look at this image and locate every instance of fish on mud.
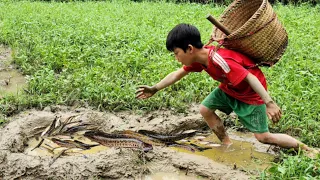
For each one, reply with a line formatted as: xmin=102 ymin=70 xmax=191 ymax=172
xmin=32 ymin=115 xmax=80 ymax=151
xmin=137 ymin=129 xmax=197 ymax=142
xmin=41 ymin=116 xmax=59 ymax=137
xmin=118 ymin=130 xmax=165 ymax=146
xmin=62 ymin=123 xmax=98 ymax=134
xmin=189 ymin=143 xmax=212 ymax=151
xmin=167 ymin=143 xmax=198 ymax=152
xmin=84 ymin=131 xmax=153 ymax=152
xmin=32 ymin=116 xmax=59 ymax=151
xmin=52 ymin=115 xmax=80 ymax=134
xmin=167 ymin=142 xmax=211 ymax=152
xmin=50 ymin=138 xmax=98 ymax=150
xmin=49 ymin=148 xmax=68 ymax=167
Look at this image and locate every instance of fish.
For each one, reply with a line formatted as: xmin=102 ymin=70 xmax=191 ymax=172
xmin=54 ymin=115 xmax=62 ymax=128
xmin=53 ymin=115 xmax=79 ymax=134
xmin=63 ymin=123 xmax=98 ymax=134
xmin=167 ymin=143 xmax=197 ymax=152
xmin=137 ymin=130 xmax=197 ymax=142
xmin=84 ymin=131 xmax=153 ymax=152
xmin=49 ymin=148 xmax=68 ymax=166
xmin=50 ymin=138 xmax=98 ymax=150
xmin=167 ymin=142 xmax=211 ymax=152
xmin=119 ymin=130 xmax=165 ymax=146
xmin=189 ymin=143 xmax=212 ymax=151
xmin=41 ymin=116 xmax=59 ymax=137
xmin=31 ymin=138 xmax=44 ymax=151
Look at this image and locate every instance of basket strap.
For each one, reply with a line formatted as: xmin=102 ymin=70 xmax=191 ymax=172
xmin=205 ymin=36 xmax=225 ymax=46
xmin=205 ymin=37 xmax=224 ymax=54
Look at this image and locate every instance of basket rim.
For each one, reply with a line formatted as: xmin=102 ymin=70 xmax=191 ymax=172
xmin=214 ymin=0 xmax=270 ymax=38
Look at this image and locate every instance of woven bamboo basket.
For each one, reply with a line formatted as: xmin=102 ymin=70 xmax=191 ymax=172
xmin=210 ymin=0 xmax=288 ymax=66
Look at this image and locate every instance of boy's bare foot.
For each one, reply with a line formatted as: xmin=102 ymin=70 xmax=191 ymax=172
xmin=222 ymin=142 xmax=235 ymax=152
xmin=304 ymin=148 xmax=319 ymax=159
xmin=221 ymin=138 xmax=232 ymax=146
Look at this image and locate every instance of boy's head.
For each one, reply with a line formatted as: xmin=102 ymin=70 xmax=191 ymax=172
xmin=166 ymin=23 xmax=204 ymax=52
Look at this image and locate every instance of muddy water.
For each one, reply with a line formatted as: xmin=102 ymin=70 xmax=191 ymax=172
xmin=0 ymin=45 xmax=26 ymax=96
xmin=0 ymin=70 xmax=26 ymax=95
xmin=173 ymin=132 xmax=274 ymax=171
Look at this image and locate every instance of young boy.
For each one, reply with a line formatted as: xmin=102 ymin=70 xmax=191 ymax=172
xmin=136 ymin=23 xmax=316 ymax=153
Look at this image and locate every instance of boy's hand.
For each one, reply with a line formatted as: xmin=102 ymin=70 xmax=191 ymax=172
xmin=266 ymin=101 xmax=282 ymax=123
xmin=136 ymin=85 xmax=158 ymax=99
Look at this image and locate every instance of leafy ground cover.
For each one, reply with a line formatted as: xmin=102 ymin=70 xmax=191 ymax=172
xmin=0 ymin=0 xmax=319 ymax=178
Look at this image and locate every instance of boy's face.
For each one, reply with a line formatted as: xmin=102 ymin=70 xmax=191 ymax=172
xmin=173 ymin=46 xmax=193 ymax=66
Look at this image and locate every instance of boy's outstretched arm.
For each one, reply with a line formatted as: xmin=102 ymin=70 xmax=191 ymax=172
xmin=136 ymin=67 xmax=189 ymax=99
xmin=244 ymin=73 xmax=282 ymax=123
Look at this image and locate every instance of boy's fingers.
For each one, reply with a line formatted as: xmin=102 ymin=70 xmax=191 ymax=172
xmin=135 ymin=88 xmax=144 ymax=94
xmin=136 ymin=92 xmax=144 ymax=98
xmin=267 ymin=113 xmax=272 ymax=120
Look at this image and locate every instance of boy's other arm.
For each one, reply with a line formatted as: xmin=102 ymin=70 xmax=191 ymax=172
xmin=136 ymin=67 xmax=189 ymax=99
xmin=244 ymin=73 xmax=282 ymax=123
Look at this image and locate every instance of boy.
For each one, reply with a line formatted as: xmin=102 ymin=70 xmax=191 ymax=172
xmin=136 ymin=23 xmax=316 ymax=153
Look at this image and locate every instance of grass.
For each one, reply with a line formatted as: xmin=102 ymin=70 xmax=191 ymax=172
xmin=0 ymin=0 xmax=319 ymax=178
xmin=0 ymin=1 xmax=223 ymax=112
xmin=259 ymin=151 xmax=320 ymax=179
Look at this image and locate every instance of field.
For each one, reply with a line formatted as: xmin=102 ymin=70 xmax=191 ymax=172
xmin=0 ymin=0 xmax=319 ymax=178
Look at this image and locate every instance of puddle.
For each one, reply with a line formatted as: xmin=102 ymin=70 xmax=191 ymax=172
xmin=0 ymin=45 xmax=26 ymax=97
xmin=173 ymin=132 xmax=274 ymax=171
xmin=0 ymin=70 xmax=26 ymax=95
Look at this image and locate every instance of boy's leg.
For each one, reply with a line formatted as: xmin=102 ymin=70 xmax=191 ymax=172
xmin=199 ymin=105 xmax=232 ymax=145
xmin=254 ymin=132 xmax=320 ymax=158
xmin=232 ymin=99 xmax=318 ymax=155
xmin=200 ymin=88 xmax=233 ymax=145
xmin=254 ymin=132 xmax=310 ymax=150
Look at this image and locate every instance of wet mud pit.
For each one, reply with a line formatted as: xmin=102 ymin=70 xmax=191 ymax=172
xmin=0 ymin=106 xmax=278 ymax=180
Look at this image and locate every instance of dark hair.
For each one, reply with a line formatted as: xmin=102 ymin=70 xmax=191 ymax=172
xmin=166 ymin=23 xmax=204 ymax=52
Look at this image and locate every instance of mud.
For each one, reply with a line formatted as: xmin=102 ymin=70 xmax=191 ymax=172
xmin=0 ymin=105 xmax=278 ymax=179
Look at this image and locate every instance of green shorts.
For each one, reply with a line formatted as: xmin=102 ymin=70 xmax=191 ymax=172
xmin=201 ymin=88 xmax=269 ymax=133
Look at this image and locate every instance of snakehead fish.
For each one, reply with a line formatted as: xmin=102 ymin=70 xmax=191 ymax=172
xmin=137 ymin=130 xmax=197 ymax=142
xmin=119 ymin=130 xmax=165 ymax=146
xmin=51 ymin=138 xmax=98 ymax=150
xmin=84 ymin=131 xmax=153 ymax=152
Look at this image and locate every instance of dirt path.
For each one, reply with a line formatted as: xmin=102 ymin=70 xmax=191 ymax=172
xmin=0 ymin=105 xmax=268 ymax=179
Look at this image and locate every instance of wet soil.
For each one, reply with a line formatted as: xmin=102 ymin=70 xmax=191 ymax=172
xmin=0 ymin=105 xmax=278 ymax=180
